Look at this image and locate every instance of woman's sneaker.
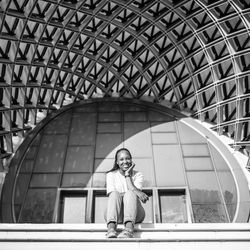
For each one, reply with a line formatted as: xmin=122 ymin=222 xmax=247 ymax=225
xmin=118 ymin=228 xmax=134 ymax=238
xmin=106 ymin=228 xmax=118 ymax=238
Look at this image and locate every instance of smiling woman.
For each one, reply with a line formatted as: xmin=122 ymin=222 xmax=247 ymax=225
xmin=105 ymin=148 xmax=148 ymax=238
xmin=0 ymin=98 xmax=249 ymax=224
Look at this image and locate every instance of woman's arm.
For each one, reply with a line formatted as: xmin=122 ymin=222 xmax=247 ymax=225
xmin=125 ymin=164 xmax=149 ymax=203
xmin=106 ymin=172 xmax=116 ymax=195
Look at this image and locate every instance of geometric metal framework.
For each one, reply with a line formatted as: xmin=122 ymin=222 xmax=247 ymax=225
xmin=0 ymin=0 xmax=250 ymax=160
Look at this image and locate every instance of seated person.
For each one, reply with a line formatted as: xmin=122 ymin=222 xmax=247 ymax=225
xmin=105 ymin=148 xmax=149 ymax=238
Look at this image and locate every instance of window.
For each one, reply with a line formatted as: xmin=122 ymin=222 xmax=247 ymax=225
xmin=59 ymin=191 xmax=87 ymax=223
xmin=158 ymin=189 xmax=188 ymax=223
xmin=93 ymin=191 xmax=107 ymax=223
xmin=57 ymin=188 xmax=189 ymax=224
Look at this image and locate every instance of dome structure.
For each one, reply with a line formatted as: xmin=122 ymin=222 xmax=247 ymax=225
xmin=0 ymin=0 xmax=250 ymax=163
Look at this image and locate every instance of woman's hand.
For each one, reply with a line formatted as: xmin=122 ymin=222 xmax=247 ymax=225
xmin=124 ymin=162 xmax=135 ymax=176
xmin=134 ymin=190 xmax=149 ymax=203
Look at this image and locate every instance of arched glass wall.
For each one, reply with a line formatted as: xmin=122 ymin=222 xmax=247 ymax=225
xmin=1 ymin=99 xmax=249 ymax=223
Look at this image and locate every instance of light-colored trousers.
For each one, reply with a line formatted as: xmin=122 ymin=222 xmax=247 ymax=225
xmin=105 ymin=190 xmax=145 ymax=225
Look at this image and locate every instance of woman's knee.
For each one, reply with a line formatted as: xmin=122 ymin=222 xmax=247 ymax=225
xmin=125 ymin=190 xmax=137 ymax=197
xmin=108 ymin=191 xmax=121 ymax=202
xmin=123 ymin=190 xmax=137 ymax=203
xmin=109 ymin=191 xmax=120 ymax=197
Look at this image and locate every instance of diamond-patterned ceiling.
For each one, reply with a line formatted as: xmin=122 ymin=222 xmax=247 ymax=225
xmin=0 ymin=0 xmax=250 ymax=160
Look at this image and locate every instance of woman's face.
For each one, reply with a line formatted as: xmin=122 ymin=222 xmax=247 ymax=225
xmin=116 ymin=150 xmax=132 ymax=172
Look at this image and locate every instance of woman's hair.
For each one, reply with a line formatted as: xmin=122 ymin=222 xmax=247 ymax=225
xmin=106 ymin=148 xmax=132 ymax=173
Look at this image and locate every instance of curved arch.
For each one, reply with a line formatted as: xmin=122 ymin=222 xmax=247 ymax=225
xmin=0 ymin=0 xmax=249 ymax=168
xmin=1 ymin=98 xmax=249 ymax=223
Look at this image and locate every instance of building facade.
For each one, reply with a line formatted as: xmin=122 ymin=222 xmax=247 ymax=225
xmin=1 ymin=98 xmax=250 ymax=224
xmin=0 ymin=0 xmax=250 ymax=248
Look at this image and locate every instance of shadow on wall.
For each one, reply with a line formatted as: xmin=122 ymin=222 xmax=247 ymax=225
xmin=1 ymin=99 xmax=183 ymax=222
xmin=0 ymin=98 xmax=240 ymax=223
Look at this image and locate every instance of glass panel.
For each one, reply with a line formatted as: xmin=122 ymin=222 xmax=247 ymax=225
xmin=187 ymin=171 xmax=229 ymax=222
xmin=177 ymin=122 xmax=206 ymax=143
xmin=151 ymin=121 xmax=176 ymax=132
xmin=184 ymin=157 xmax=213 ymax=171
xmin=209 ymin=143 xmax=230 ymax=171
xmin=133 ymin=158 xmax=155 ymax=187
xmin=159 ymin=191 xmax=188 ymax=223
xmin=92 ymin=173 xmax=106 ymax=187
xmin=122 ymin=104 xmax=144 ymax=111
xmin=25 ymin=146 xmax=38 ymax=160
xmin=124 ymin=122 xmax=152 ymax=157
xmin=97 ymin=123 xmax=121 ymax=133
xmin=31 ymin=133 xmax=42 ymax=146
xmin=148 ymin=111 xmax=174 ymax=122
xmin=217 ymin=171 xmax=237 ymax=204
xmin=217 ymin=171 xmax=237 ymax=221
xmin=151 ymin=133 xmax=178 ymax=144
xmin=30 ymin=174 xmax=60 ymax=187
xmin=19 ymin=189 xmax=57 ymax=223
xmin=20 ymin=160 xmax=34 ymax=173
xmin=94 ymin=193 xmax=107 ymax=223
xmin=73 ymin=104 xmax=96 ymax=113
xmin=182 ymin=144 xmax=210 ymax=157
xmin=124 ymin=121 xmax=149 ymax=137
xmin=153 ymin=145 xmax=186 ymax=186
xmin=98 ymin=112 xmax=121 ymax=122
xmin=62 ymin=195 xmax=86 ymax=223
xmin=98 ymin=103 xmax=122 ymax=112
xmin=14 ymin=174 xmax=30 ymax=204
xmin=61 ymin=173 xmax=91 ymax=187
xmin=34 ymin=135 xmax=68 ymax=172
xmin=95 ymin=133 xmax=122 ymax=158
xmin=44 ymin=113 xmax=71 ymax=134
xmin=94 ymin=158 xmax=114 ymax=172
xmin=192 ymin=203 xmax=228 ymax=223
xmin=124 ymin=112 xmax=147 ymax=121
xmin=187 ymin=171 xmax=222 ymax=203
xmin=64 ymin=146 xmax=94 ymax=172
xmin=69 ymin=113 xmax=96 ymax=145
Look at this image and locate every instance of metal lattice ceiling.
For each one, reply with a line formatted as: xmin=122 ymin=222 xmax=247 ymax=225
xmin=0 ymin=0 xmax=250 ymax=161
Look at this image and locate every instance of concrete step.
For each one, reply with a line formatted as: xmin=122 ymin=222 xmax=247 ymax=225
xmin=0 ymin=223 xmax=250 ymax=250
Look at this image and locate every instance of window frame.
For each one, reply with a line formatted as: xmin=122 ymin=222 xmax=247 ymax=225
xmin=54 ymin=187 xmax=192 ymax=224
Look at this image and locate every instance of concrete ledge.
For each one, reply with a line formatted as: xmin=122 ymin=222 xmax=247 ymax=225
xmin=1 ymin=223 xmax=250 ymax=230
xmin=0 ymin=224 xmax=250 ymax=250
xmin=0 ymin=223 xmax=250 ymax=241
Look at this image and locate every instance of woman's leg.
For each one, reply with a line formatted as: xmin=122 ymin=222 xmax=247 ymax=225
xmin=123 ymin=190 xmax=138 ymax=226
xmin=118 ymin=190 xmax=145 ymax=238
xmin=106 ymin=191 xmax=122 ymax=225
xmin=105 ymin=191 xmax=123 ymax=238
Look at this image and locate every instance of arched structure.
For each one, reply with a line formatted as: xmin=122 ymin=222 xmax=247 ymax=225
xmin=1 ymin=99 xmax=249 ymax=223
xmin=0 ymin=0 xmax=249 ymax=161
xmin=0 ymin=0 xmax=250 ymax=226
